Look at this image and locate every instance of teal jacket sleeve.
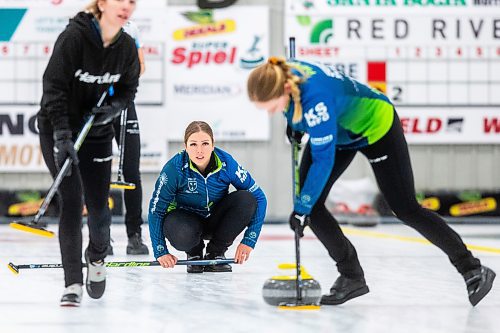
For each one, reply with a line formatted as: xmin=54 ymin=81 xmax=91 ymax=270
xmin=294 ymin=95 xmax=337 ymax=215
xmin=148 ymin=163 xmax=178 ymax=259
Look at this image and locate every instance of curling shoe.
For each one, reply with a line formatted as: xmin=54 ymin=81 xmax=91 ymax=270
xmin=204 ymin=252 xmax=232 ymax=272
xmin=85 ymin=250 xmax=106 ymax=299
xmin=60 ymin=283 xmax=83 ymax=307
xmin=186 ymin=252 xmax=204 ymax=274
xmin=126 ymin=233 xmax=149 ymax=255
xmin=463 ymin=265 xmax=496 ymax=306
xmin=320 ymin=275 xmax=369 ymax=305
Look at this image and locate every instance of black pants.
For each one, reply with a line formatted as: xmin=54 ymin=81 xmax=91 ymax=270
xmin=301 ymin=111 xmax=480 ymax=279
xmin=40 ymin=133 xmax=112 ymax=287
xmin=163 ymin=191 xmax=257 ymax=255
xmin=113 ymin=103 xmax=143 ymax=237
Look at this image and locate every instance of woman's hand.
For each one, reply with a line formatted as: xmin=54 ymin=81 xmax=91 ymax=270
xmin=157 ymin=254 xmax=178 ymax=268
xmin=234 ymin=243 xmax=253 ymax=264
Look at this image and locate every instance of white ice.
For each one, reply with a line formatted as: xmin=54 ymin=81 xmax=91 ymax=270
xmin=0 ymin=223 xmax=499 ymax=333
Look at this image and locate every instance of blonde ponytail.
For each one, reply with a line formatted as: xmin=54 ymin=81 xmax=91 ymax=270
xmin=287 ymin=75 xmax=303 ymax=124
xmin=247 ymin=57 xmax=306 ymax=124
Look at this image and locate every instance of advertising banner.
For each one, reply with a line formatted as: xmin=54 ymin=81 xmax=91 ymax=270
xmin=376 ymin=189 xmax=500 ymax=217
xmin=285 ymin=0 xmax=500 ymax=143
xmin=397 ymin=107 xmax=500 ymax=143
xmin=0 ymin=189 xmax=123 ymax=217
xmin=0 ymin=106 xmax=42 ymax=171
xmin=165 ymin=6 xmax=270 ymax=141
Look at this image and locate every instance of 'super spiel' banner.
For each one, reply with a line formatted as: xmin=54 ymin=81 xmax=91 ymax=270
xmin=285 ymin=0 xmax=500 ymax=144
xmin=165 ymin=6 xmax=270 ymax=141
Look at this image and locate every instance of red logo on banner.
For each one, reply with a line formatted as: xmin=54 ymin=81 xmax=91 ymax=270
xmin=484 ymin=118 xmax=500 ymax=133
xmin=171 ymin=47 xmax=237 ymax=68
xmin=400 ymin=117 xmax=442 ymax=134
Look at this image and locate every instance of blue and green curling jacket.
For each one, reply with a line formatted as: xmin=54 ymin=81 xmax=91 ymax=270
xmin=286 ymin=60 xmax=395 ymax=216
xmin=148 ymin=147 xmax=267 ymax=259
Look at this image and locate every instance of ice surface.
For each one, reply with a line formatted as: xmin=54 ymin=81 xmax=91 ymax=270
xmin=0 ymin=223 xmax=499 ymax=333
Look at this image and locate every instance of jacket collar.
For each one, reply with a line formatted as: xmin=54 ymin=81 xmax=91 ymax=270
xmin=188 ymin=151 xmax=222 ymax=177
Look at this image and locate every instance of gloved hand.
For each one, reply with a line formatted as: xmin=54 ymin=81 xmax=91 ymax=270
xmin=91 ymin=104 xmax=123 ymax=126
xmin=286 ymin=124 xmax=304 ymax=144
xmin=53 ymin=130 xmax=78 ymax=176
xmin=289 ymin=211 xmax=310 ymax=238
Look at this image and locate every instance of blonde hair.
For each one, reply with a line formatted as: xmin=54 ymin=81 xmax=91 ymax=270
xmin=184 ymin=121 xmax=214 ymax=145
xmin=247 ymin=57 xmax=305 ymax=123
xmin=85 ymin=0 xmax=103 ymax=19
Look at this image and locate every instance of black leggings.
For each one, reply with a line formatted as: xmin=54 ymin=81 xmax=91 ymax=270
xmin=40 ymin=133 xmax=112 ymax=287
xmin=113 ymin=103 xmax=143 ymax=237
xmin=163 ymin=191 xmax=257 ymax=255
xmin=301 ymin=111 xmax=480 ymax=279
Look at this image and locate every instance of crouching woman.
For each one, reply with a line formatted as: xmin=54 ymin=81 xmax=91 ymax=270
xmin=148 ymin=121 xmax=267 ymax=273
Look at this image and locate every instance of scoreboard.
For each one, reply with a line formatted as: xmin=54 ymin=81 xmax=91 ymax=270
xmin=303 ymin=43 xmax=500 ymax=107
xmin=285 ymin=0 xmax=500 ymax=143
xmin=0 ymin=1 xmax=169 ymax=172
xmin=0 ymin=23 xmax=165 ymax=105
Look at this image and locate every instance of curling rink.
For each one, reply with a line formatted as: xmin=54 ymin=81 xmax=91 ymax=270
xmin=0 ymin=222 xmax=499 ymax=333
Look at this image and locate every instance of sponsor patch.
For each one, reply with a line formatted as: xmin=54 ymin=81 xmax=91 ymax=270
xmin=310 ymin=134 xmax=333 ymax=145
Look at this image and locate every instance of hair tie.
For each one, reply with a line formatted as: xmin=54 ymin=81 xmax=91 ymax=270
xmin=268 ymin=56 xmax=285 ymax=66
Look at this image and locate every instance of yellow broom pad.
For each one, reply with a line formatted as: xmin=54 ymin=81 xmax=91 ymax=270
xmin=10 ymin=222 xmax=55 ymax=238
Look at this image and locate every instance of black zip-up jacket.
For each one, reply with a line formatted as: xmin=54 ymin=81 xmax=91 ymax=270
xmin=38 ymin=12 xmax=139 ymax=142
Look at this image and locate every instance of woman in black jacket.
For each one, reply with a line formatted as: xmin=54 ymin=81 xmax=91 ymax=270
xmin=37 ymin=0 xmax=139 ymax=306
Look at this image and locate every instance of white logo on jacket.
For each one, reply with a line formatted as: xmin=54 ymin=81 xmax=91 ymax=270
xmin=74 ymin=69 xmax=121 ymax=84
xmin=235 ymin=165 xmax=248 ymax=183
xmin=304 ymin=102 xmax=329 ymax=127
xmin=186 ymin=178 xmax=198 ymax=193
xmin=368 ymin=155 xmax=388 ymax=164
xmin=151 ymin=173 xmax=167 ymax=213
xmin=310 ymin=134 xmax=333 ymax=146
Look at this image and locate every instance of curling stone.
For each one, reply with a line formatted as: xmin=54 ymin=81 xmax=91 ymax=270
xmin=262 ymin=263 xmax=321 ymax=306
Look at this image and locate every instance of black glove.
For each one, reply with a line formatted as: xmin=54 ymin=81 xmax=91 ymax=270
xmin=53 ymin=130 xmax=78 ymax=176
xmin=91 ymin=104 xmax=123 ymax=126
xmin=286 ymin=124 xmax=304 ymax=144
xmin=289 ymin=211 xmax=310 ymax=238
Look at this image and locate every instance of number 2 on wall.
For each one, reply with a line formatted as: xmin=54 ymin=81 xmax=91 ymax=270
xmin=392 ymin=86 xmax=403 ymax=102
